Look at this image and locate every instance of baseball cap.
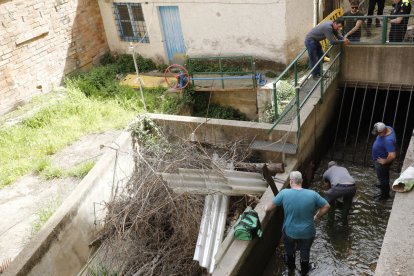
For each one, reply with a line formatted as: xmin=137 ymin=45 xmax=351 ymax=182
xmin=372 ymin=122 xmax=386 ymax=135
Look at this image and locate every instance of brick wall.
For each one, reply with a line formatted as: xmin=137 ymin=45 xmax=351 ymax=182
xmin=0 ymin=0 xmax=108 ymax=115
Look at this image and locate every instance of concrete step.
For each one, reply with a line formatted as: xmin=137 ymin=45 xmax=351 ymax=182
xmin=250 ymin=140 xmax=297 ymax=155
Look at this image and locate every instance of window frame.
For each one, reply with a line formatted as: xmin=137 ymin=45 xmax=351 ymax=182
xmin=113 ymin=3 xmax=150 ymax=43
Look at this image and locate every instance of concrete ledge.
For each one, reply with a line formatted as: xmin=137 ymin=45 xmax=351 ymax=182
xmin=3 ymin=131 xmax=135 ymax=276
xmin=375 ymin=131 xmax=414 ymax=276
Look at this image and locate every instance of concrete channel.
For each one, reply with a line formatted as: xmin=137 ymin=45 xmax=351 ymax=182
xmin=3 ymin=45 xmax=414 ymax=275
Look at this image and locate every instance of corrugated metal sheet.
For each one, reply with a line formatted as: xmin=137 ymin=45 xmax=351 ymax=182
xmin=159 ymin=6 xmax=186 ymax=62
xmin=193 ymin=194 xmax=229 ymax=274
xmin=161 ymin=169 xmax=268 ymax=195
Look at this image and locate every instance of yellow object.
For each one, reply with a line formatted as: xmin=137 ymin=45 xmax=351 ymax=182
xmin=120 ymin=74 xmax=176 ymax=88
xmin=319 ymin=8 xmax=344 ymax=52
xmin=324 ymin=56 xmax=331 ymax=62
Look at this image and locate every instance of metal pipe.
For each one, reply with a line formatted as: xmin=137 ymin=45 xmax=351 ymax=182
xmin=130 ymin=44 xmax=147 ymax=111
xmin=353 ymin=84 xmax=368 ymax=162
xmin=398 ymin=86 xmax=413 ymax=168
xmin=342 ymin=84 xmax=358 ymax=161
xmin=381 ymin=84 xmax=390 ymax=122
xmin=331 ymin=83 xmax=347 ymax=160
xmin=296 ymin=86 xmax=301 ymax=148
xmin=392 ymin=85 xmax=402 ymax=129
xmin=363 ymin=84 xmax=379 ymax=166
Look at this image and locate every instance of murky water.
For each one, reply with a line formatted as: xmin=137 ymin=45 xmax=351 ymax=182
xmin=265 ymin=159 xmax=397 ymax=276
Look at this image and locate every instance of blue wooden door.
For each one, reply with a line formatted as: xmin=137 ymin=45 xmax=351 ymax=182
xmin=159 ymin=6 xmax=186 ymax=62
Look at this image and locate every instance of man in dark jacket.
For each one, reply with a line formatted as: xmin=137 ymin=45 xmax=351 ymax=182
xmin=389 ymin=0 xmax=412 ymax=42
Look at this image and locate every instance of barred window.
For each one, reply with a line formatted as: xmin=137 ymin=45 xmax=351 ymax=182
xmin=114 ymin=3 xmax=149 ymax=43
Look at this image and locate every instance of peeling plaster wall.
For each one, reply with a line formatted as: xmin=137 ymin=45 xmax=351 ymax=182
xmin=98 ymin=0 xmax=311 ymax=65
xmin=285 ymin=0 xmax=314 ymax=61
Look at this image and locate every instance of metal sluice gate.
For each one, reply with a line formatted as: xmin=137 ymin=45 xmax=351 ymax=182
xmin=330 ymin=82 xmax=414 ymax=171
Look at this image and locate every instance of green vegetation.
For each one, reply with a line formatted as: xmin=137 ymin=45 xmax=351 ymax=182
xmin=0 ymin=87 xmax=136 ymax=188
xmin=0 ymin=53 xmax=249 ymax=188
xmin=34 ymin=159 xmax=96 ymax=180
xmin=32 ymin=200 xmax=61 ymax=234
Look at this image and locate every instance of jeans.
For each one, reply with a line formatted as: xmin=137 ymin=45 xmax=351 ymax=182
xmin=325 ymin=186 xmax=357 ymax=221
xmin=375 ymin=161 xmax=391 ymax=197
xmin=305 ymin=38 xmax=323 ymax=77
xmin=283 ymin=230 xmax=314 ymax=262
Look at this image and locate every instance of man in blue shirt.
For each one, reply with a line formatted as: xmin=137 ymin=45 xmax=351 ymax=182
xmin=372 ymin=122 xmax=397 ymax=200
xmin=265 ymin=171 xmax=330 ymax=275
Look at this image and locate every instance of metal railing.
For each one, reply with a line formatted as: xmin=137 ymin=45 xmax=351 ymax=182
xmin=268 ymin=44 xmax=342 ymax=145
xmin=187 ymin=56 xmax=256 ymax=89
xmin=341 ymin=14 xmax=414 ymax=44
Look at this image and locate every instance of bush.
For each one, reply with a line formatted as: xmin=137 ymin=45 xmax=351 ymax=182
xmin=265 ymin=71 xmax=277 ymax=78
xmin=99 ymin=52 xmax=157 ymax=74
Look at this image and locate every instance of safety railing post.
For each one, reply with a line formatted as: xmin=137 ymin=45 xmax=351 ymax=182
xmin=294 ymin=62 xmax=298 ymax=87
xmin=296 ymin=86 xmax=301 ymax=147
xmin=320 ymin=61 xmax=324 ymax=101
xmin=219 ymin=58 xmax=224 ymax=89
xmin=382 ymin=16 xmax=388 ymax=44
xmin=273 ymin=82 xmax=278 ymax=119
xmin=252 ymin=60 xmax=257 ymax=88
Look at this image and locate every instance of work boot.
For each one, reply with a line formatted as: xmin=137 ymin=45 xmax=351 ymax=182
xmin=286 ymin=254 xmax=296 ymax=271
xmin=300 ymin=260 xmax=310 ymax=275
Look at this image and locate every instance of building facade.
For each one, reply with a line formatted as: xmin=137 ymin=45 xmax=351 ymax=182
xmin=0 ymin=0 xmax=108 ymax=115
xmin=98 ymin=0 xmax=314 ymax=66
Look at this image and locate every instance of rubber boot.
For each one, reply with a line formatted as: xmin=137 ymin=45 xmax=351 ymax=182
xmin=286 ymin=254 xmax=296 ymax=271
xmin=300 ymin=260 xmax=310 ymax=275
xmin=327 ymin=200 xmax=336 ymax=223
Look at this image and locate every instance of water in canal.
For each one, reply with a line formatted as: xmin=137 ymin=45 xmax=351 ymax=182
xmin=264 ymin=159 xmax=397 ymax=276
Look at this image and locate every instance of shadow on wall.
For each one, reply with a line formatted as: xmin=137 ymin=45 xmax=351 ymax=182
xmin=63 ymin=0 xmax=109 ymax=75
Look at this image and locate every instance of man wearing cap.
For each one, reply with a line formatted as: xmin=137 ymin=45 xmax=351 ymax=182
xmin=372 ymin=122 xmax=397 ymax=200
xmin=323 ymin=161 xmax=357 ymax=222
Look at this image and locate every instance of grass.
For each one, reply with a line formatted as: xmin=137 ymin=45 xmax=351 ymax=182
xmin=0 ymin=53 xmax=249 ymax=189
xmin=0 ymin=86 xmax=137 ymax=188
xmin=32 ymin=200 xmax=61 ymax=234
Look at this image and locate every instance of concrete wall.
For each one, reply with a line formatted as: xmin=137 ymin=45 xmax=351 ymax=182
xmin=98 ymin=0 xmax=314 ymax=65
xmin=3 ymin=131 xmax=135 ymax=276
xmin=285 ymin=0 xmax=314 ymax=61
xmin=341 ymin=46 xmax=414 ymax=85
xmin=375 ymin=131 xmax=414 ymax=276
xmin=147 ymin=113 xmax=296 ymax=146
xmin=0 ymin=0 xmax=109 ymax=116
xmin=201 ymin=89 xmax=258 ymax=120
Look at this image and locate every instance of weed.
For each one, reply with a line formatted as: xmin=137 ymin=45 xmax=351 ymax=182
xmin=32 ymin=200 xmax=60 ymax=234
xmin=0 ymin=88 xmax=136 ymax=188
xmin=67 ymin=161 xmax=95 ymax=178
xmin=265 ymin=71 xmax=278 ymax=78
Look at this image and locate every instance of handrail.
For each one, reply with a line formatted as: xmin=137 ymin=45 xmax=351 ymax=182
xmin=341 ymin=14 xmax=414 ymax=45
xmin=268 ymin=44 xmax=342 ymax=138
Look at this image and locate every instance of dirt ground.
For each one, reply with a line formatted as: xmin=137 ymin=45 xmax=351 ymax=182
xmin=0 ymin=130 xmax=122 ymax=264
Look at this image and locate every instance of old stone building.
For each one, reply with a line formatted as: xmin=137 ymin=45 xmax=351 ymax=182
xmin=0 ymin=0 xmax=108 ymax=115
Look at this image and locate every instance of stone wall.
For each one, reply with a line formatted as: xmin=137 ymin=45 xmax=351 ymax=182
xmin=0 ymin=0 xmax=108 ymax=115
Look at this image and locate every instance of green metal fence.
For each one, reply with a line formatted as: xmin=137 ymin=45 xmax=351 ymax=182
xmin=187 ymin=56 xmax=256 ymax=89
xmin=268 ymin=45 xmax=342 ymax=146
xmin=342 ymin=14 xmax=414 ymax=44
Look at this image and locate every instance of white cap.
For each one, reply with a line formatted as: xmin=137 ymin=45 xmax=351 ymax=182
xmin=372 ymin=122 xmax=386 ymax=135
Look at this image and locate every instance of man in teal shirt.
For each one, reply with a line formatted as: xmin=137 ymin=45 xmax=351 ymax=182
xmin=266 ymin=171 xmax=330 ymax=275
